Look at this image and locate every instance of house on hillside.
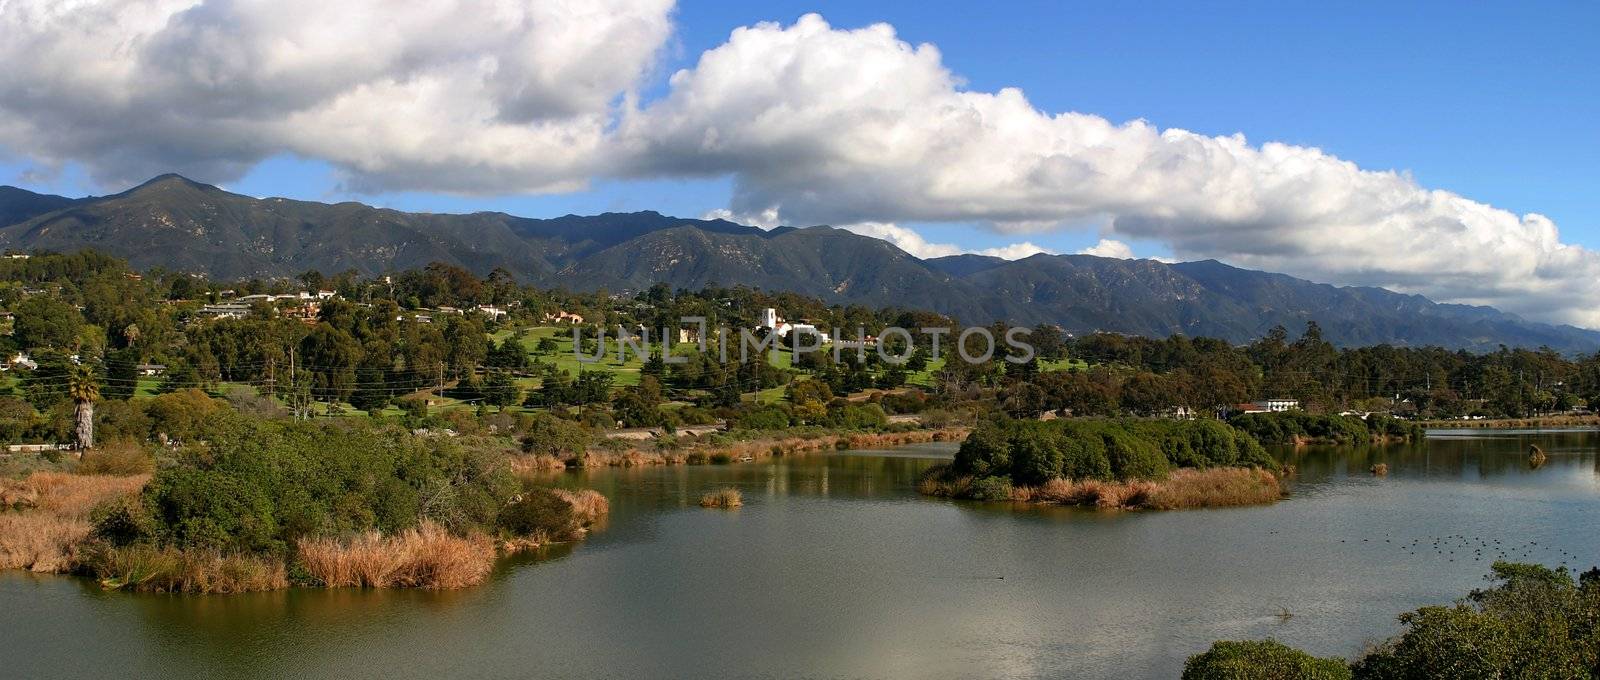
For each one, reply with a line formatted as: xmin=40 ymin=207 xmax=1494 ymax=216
xmin=1254 ymin=398 xmax=1300 ymax=412
xmin=546 ymin=311 xmax=585 ymax=324
xmin=198 ymin=302 xmax=251 ymax=320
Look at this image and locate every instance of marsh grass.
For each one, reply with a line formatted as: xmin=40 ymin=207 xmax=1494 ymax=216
xmin=75 ymin=443 xmax=156 ymax=476
xmin=0 ymin=514 xmax=90 ymax=572
xmin=698 ymin=487 xmax=743 ymax=508
xmin=296 ymin=522 xmax=495 ymax=589
xmin=90 ymin=544 xmax=287 ymax=593
xmin=554 ymin=489 xmax=610 ymax=526
xmin=0 ymin=471 xmax=149 ymax=573
xmin=578 ymin=428 xmax=971 ymax=469
xmin=923 ymin=465 xmax=1282 ymax=510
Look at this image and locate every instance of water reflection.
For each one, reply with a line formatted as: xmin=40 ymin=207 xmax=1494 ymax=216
xmin=4 ymin=432 xmax=1599 ymax=679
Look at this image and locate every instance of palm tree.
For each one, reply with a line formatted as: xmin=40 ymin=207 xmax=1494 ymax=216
xmin=66 ymin=361 xmax=99 ymax=450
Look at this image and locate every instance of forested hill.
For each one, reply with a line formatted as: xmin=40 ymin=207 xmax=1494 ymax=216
xmin=3 ymin=174 xmax=1597 ymax=352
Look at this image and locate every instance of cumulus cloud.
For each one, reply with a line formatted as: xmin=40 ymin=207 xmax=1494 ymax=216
xmin=838 ymin=222 xmax=1049 ymax=260
xmin=1078 ymin=239 xmax=1136 ymax=259
xmin=0 ymin=0 xmax=674 ymax=191
xmin=620 ymin=14 xmax=1600 ymax=327
xmin=2 ymin=5 xmax=1596 ymax=327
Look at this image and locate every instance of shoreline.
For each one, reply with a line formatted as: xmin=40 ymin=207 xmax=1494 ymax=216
xmin=514 ymin=426 xmax=971 ymax=472
xmin=918 ymin=464 xmax=1286 ymax=510
xmin=1418 ymin=415 xmax=1600 ymax=429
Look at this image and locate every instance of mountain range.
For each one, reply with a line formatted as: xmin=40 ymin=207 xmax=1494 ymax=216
xmin=2 ymin=174 xmax=1596 ymax=352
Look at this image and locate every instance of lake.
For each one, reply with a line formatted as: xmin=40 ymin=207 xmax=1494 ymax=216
xmin=4 ymin=430 xmax=1599 ymax=679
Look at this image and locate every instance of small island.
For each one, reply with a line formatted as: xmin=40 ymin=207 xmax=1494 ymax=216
xmin=919 ymin=417 xmax=1284 ymax=509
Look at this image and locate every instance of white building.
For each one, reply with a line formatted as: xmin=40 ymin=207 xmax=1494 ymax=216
xmin=1254 ymin=399 xmax=1300 ymax=412
xmin=759 ymin=308 xmax=779 ymax=329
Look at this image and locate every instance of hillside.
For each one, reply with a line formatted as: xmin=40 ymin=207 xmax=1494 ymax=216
xmin=2 ymin=175 xmax=1596 ymax=352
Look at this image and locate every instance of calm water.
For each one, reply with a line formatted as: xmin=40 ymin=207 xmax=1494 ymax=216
xmin=4 ymin=431 xmax=1600 ymax=679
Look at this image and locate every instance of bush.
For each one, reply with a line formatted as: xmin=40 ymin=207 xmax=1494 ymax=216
xmin=1183 ymin=639 xmax=1351 ymax=680
xmin=736 ymin=403 xmax=793 ymax=431
xmin=496 ymin=487 xmax=582 ymax=541
xmin=1195 ymin=562 xmax=1600 ymax=680
xmin=76 ymin=443 xmax=155 ymax=476
xmin=103 ymin=418 xmax=516 ymax=557
xmin=952 ymin=417 xmax=1266 ymax=487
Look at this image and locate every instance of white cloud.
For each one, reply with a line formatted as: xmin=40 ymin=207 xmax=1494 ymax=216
xmin=1078 ymin=239 xmax=1136 ymax=259
xmin=0 ymin=0 xmax=674 ymax=191
xmin=840 ymin=222 xmax=1048 ymax=260
xmin=621 ymin=14 xmax=1600 ymax=327
xmin=2 ymin=6 xmax=1597 ymax=327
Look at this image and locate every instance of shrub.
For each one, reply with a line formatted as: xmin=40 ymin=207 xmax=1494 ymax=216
xmin=76 ymin=442 xmax=155 ymax=476
xmin=969 ymin=475 xmax=1014 ymax=501
xmin=107 ymin=419 xmax=515 ymax=557
xmin=736 ymin=403 xmax=793 ymax=431
xmin=698 ymin=487 xmax=743 ymax=508
xmin=496 ymin=487 xmax=583 ymax=541
xmin=518 ymin=413 xmax=592 ymax=458
xmin=1183 ymin=639 xmax=1351 ymax=680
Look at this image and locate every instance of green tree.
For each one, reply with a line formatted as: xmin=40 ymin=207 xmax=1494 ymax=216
xmin=483 ymin=370 xmax=521 ymax=412
xmin=13 ymin=296 xmax=84 ymax=350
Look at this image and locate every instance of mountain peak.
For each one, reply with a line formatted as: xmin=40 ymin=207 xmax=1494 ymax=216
xmin=124 ymin=173 xmax=221 ymax=196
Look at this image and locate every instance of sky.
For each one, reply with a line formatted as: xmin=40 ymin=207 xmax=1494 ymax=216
xmin=0 ymin=1 xmax=1596 ymax=325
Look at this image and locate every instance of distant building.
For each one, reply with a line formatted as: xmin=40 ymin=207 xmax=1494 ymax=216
xmin=198 ymin=302 xmax=251 ymax=320
xmin=1234 ymin=402 xmax=1269 ymax=414
xmin=759 ymin=308 xmax=779 ymax=329
xmin=476 ymin=305 xmax=508 ymax=320
xmin=136 ymin=363 xmax=167 ymax=376
xmin=2 ymin=353 xmax=37 ymax=371
xmin=545 ymin=311 xmax=584 ymax=324
xmin=1253 ymin=399 xmax=1300 ymax=413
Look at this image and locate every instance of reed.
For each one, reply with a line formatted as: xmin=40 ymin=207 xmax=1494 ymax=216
xmin=552 ymin=489 xmax=610 ymax=526
xmin=0 ymin=514 xmax=91 ymax=572
xmin=1142 ymin=468 xmax=1282 ymax=509
xmin=582 ymin=428 xmax=973 ymax=469
xmin=507 ymin=454 xmax=566 ymax=474
xmin=89 ymin=545 xmax=287 ymax=593
xmin=698 ymin=487 xmax=743 ymax=508
xmin=7 ymin=471 xmax=150 ymax=516
xmin=927 ymin=466 xmax=1281 ymax=510
xmin=0 ymin=471 xmax=149 ymax=574
xmin=1528 ymin=445 xmax=1548 ymax=468
xmin=296 ymin=522 xmax=495 ymax=589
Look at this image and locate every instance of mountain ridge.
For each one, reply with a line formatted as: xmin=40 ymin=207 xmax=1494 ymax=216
xmin=1 ymin=175 xmax=1595 ymax=352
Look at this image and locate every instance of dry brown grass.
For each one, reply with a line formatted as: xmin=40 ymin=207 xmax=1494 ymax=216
xmin=90 ymin=545 xmax=287 ymax=593
xmin=553 ymin=488 xmax=610 ymax=525
xmin=929 ymin=467 xmax=1282 ymax=511
xmin=698 ymin=487 xmax=743 ymax=508
xmin=582 ymin=427 xmax=973 ymax=469
xmin=0 ymin=514 xmax=91 ymax=572
xmin=296 ymin=522 xmax=495 ymax=589
xmin=0 ymin=471 xmax=149 ymax=574
xmin=508 ymin=454 xmax=566 ymax=474
xmin=7 ymin=471 xmax=150 ymax=516
xmin=1141 ymin=468 xmax=1283 ymax=509
xmin=75 ymin=443 xmax=156 ymax=476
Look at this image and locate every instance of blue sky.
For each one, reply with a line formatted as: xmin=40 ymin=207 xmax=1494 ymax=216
xmin=5 ymin=1 xmax=1592 ymax=257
